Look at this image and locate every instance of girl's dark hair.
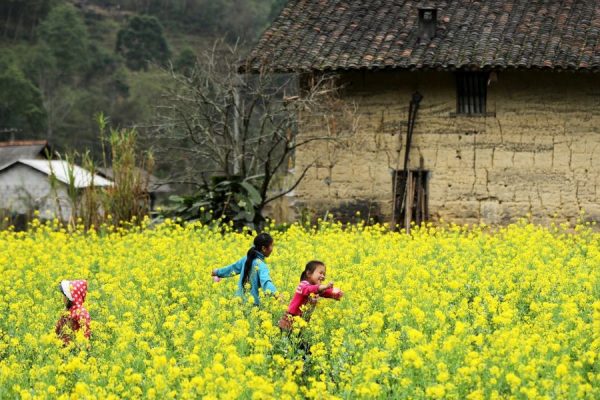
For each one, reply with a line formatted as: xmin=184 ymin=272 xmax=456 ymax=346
xmin=58 ymin=284 xmax=73 ymax=309
xmin=242 ymin=233 xmax=274 ymax=288
xmin=300 ymin=260 xmax=325 ymax=281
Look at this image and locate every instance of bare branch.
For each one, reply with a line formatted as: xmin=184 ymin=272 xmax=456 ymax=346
xmin=150 ymin=39 xmax=358 ymax=223
xmin=264 ymin=162 xmax=314 ymax=205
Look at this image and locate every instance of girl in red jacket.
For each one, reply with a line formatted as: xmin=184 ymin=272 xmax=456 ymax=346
xmin=279 ymin=260 xmax=343 ymax=331
xmin=56 ymin=280 xmax=91 ymax=345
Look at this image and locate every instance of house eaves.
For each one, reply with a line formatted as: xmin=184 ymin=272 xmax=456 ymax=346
xmin=0 ymin=159 xmax=113 ymax=188
xmin=241 ymin=0 xmax=600 ymax=73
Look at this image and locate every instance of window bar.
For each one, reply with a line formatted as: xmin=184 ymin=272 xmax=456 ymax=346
xmin=462 ymin=74 xmax=467 ymax=114
xmin=472 ymin=73 xmax=476 ymax=114
xmin=466 ymin=74 xmax=471 ymax=114
xmin=456 ymin=74 xmax=462 ymax=114
xmin=475 ymin=73 xmax=480 ymax=114
xmin=480 ymin=73 xmax=484 ymax=113
xmin=481 ymin=73 xmax=488 ymax=113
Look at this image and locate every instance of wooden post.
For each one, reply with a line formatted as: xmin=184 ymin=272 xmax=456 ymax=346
xmin=404 ymin=171 xmax=414 ymax=233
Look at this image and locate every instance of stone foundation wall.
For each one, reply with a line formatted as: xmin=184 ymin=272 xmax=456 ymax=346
xmin=289 ymin=70 xmax=600 ymax=226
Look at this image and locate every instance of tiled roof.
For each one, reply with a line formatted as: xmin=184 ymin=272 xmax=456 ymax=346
xmin=0 ymin=140 xmax=48 ymax=169
xmin=242 ymin=0 xmax=600 ymax=72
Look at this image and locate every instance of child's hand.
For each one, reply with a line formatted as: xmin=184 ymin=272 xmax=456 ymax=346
xmin=319 ymin=282 xmax=334 ymax=292
xmin=274 ymin=293 xmax=286 ymax=305
xmin=211 ymin=270 xmax=221 ymax=282
xmin=332 ymin=287 xmax=343 ymax=299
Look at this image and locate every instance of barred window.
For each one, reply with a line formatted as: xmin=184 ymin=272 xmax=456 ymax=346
xmin=456 ymin=72 xmax=489 ymax=115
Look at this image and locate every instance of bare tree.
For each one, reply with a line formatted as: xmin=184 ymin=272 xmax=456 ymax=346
xmin=153 ymin=41 xmax=358 ymax=225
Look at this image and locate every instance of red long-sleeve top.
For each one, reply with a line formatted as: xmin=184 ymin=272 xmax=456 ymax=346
xmin=286 ymin=280 xmax=342 ymax=317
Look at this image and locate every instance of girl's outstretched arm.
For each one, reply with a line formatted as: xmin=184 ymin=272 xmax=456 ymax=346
xmin=213 ymin=258 xmax=245 ymax=278
xmin=298 ymin=281 xmax=322 ymax=295
xmin=321 ymin=286 xmax=343 ymax=300
xmin=298 ymin=281 xmax=332 ymax=295
xmin=257 ymin=263 xmax=277 ymax=295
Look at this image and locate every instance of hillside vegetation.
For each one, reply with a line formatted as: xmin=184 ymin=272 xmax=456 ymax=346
xmin=0 ymin=0 xmax=285 ymax=153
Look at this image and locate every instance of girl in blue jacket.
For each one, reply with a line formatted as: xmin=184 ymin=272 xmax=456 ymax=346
xmin=211 ymin=233 xmax=277 ymax=305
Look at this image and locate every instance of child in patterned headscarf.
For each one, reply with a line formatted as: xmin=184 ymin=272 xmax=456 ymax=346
xmin=56 ymin=280 xmax=91 ymax=345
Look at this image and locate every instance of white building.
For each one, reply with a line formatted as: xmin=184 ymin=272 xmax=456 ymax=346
xmin=0 ymin=159 xmax=112 ymax=221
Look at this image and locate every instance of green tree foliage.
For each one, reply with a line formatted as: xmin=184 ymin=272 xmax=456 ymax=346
xmin=25 ymin=3 xmax=93 ymax=139
xmin=88 ymin=0 xmax=284 ymax=40
xmin=220 ymin=0 xmax=272 ymax=41
xmin=37 ymin=3 xmax=90 ymax=77
xmin=87 ymin=42 xmax=119 ymax=79
xmin=0 ymin=0 xmax=287 ymax=151
xmin=269 ymin=0 xmax=287 ymax=20
xmin=0 ymin=53 xmax=47 ymax=133
xmin=174 ymin=47 xmax=196 ymax=76
xmin=164 ymin=177 xmax=264 ymax=229
xmin=0 ymin=0 xmax=58 ymax=40
xmin=21 ymin=3 xmax=125 ymax=146
xmin=116 ymin=15 xmax=170 ymax=71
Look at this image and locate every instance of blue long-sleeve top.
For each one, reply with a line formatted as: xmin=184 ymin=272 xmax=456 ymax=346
xmin=214 ymin=251 xmax=277 ymax=305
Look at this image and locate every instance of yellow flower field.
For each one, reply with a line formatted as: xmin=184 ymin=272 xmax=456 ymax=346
xmin=0 ymin=219 xmax=599 ymax=399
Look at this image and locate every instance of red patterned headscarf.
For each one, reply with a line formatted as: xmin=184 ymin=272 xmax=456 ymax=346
xmin=57 ymin=280 xmax=91 ymax=341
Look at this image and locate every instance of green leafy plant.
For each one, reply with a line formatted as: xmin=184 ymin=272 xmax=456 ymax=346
xmin=162 ymin=176 xmax=263 ymax=229
xmin=44 ymin=113 xmax=154 ymax=230
xmin=97 ymin=113 xmax=154 ymax=225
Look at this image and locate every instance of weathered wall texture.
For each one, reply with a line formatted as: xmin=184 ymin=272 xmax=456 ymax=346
xmin=290 ymin=70 xmax=600 ymax=226
xmin=0 ymin=164 xmax=74 ymax=220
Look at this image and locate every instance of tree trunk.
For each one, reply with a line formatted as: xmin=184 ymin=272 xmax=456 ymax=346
xmin=13 ymin=9 xmax=23 ymax=40
xmin=4 ymin=4 xmax=12 ymax=39
xmin=232 ymin=79 xmax=241 ymax=175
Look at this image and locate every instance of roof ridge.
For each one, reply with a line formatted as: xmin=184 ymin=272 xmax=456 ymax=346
xmin=243 ymin=0 xmax=600 ymax=73
xmin=0 ymin=140 xmax=48 ymax=148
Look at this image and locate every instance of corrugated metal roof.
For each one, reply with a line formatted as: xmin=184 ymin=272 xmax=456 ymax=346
xmin=0 ymin=159 xmax=113 ymax=188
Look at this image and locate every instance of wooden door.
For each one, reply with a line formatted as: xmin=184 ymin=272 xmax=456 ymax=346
xmin=393 ymin=170 xmax=429 ymax=232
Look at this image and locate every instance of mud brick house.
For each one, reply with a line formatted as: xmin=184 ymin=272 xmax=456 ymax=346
xmin=243 ymin=0 xmax=600 ymax=227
